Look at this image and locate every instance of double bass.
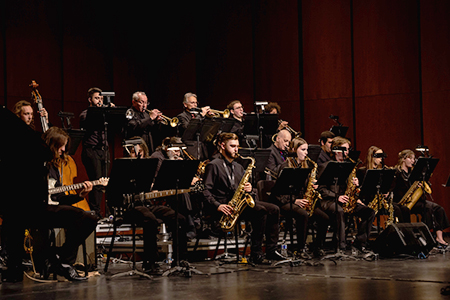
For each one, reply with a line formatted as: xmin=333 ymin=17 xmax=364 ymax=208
xmin=29 ymin=80 xmax=49 ymax=132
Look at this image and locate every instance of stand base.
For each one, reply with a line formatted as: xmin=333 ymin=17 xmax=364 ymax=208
xmin=111 ymin=269 xmax=152 ymax=280
xmin=162 ymin=261 xmax=203 ymax=277
xmin=320 ymin=250 xmax=359 ymax=262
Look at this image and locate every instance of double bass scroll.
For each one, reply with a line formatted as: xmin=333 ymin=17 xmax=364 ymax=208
xmin=29 ymin=80 xmax=49 ymax=132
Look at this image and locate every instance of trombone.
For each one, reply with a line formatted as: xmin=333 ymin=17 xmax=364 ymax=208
xmin=145 ymin=109 xmax=179 ymax=127
xmin=209 ymin=109 xmax=230 ymax=118
xmin=271 ymin=120 xmax=302 ymax=142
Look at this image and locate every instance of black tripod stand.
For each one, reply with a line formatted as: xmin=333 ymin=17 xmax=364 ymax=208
xmin=151 ymin=159 xmax=204 ymax=277
xmin=104 ymin=158 xmax=158 ymax=279
xmin=316 ymin=161 xmax=358 ymax=261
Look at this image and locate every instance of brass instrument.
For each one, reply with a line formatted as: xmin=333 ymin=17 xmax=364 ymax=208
xmin=304 ymin=156 xmax=321 ymax=217
xmin=145 ymin=109 xmax=179 ymax=127
xmin=182 ymin=149 xmax=209 ymax=177
xmin=219 ymin=154 xmax=256 ymax=231
xmin=342 ymin=157 xmax=361 ymax=214
xmin=398 ymin=180 xmax=432 ymax=210
xmin=271 ymin=120 xmax=302 ymax=143
xmin=209 ymin=108 xmax=230 ymax=118
xmin=264 ymin=167 xmax=278 ymax=180
xmin=368 ymin=193 xmax=394 ymax=227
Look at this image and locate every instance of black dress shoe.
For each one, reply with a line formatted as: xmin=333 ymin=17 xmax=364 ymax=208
xmin=249 ymin=253 xmax=264 ymax=264
xmin=55 ymin=263 xmax=87 ymax=281
xmin=265 ymin=251 xmax=286 ymax=261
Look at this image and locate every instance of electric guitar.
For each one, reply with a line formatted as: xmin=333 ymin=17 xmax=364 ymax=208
xmin=48 ymin=177 xmax=109 ymax=205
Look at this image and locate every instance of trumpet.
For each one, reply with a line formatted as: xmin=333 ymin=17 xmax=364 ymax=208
xmin=271 ymin=120 xmax=302 ymax=142
xmin=209 ymin=109 xmax=230 ymax=118
xmin=145 ymin=109 xmax=179 ymax=127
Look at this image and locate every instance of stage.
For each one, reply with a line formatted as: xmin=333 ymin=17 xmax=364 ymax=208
xmin=1 ymin=245 xmax=449 ymax=300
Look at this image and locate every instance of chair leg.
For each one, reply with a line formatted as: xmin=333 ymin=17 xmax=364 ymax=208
xmin=82 ymin=241 xmax=88 ymax=277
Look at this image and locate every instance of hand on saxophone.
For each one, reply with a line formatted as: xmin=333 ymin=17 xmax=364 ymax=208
xmin=244 ymin=182 xmax=252 ymax=193
xmin=218 ymin=204 xmax=234 ymax=215
xmin=338 ymin=195 xmax=349 ymax=204
xmin=295 ymin=198 xmax=309 ymax=208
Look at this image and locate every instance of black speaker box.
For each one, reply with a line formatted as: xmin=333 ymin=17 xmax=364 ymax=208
xmin=373 ymin=222 xmax=436 ymax=257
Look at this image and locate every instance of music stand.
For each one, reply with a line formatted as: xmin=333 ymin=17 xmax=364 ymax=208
xmin=307 ymin=145 xmax=322 ymax=162
xmin=410 ymin=157 xmax=439 ymax=183
xmin=330 ymin=125 xmax=348 ymax=138
xmin=270 ymin=167 xmax=312 ymax=266
xmin=104 ymin=157 xmax=159 ymax=279
xmin=316 ymin=161 xmax=356 ymax=260
xmin=443 ymin=172 xmax=450 ymax=187
xmin=66 ymin=129 xmax=85 ymax=156
xmin=182 ymin=119 xmax=204 ymax=160
xmin=238 ymin=148 xmax=271 ymax=186
xmin=360 ymin=169 xmax=395 ymax=234
xmin=244 ymin=114 xmax=278 ymax=148
xmin=83 ymin=106 xmax=128 ymax=176
xmin=152 ymin=160 xmax=202 ymax=277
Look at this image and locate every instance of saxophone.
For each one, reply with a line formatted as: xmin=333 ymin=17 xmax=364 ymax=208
xmin=219 ymin=154 xmax=256 ymax=232
xmin=368 ymin=193 xmax=394 ymax=227
xmin=398 ymin=180 xmax=432 ymax=210
xmin=304 ymin=156 xmax=321 ymax=217
xmin=342 ymin=158 xmax=361 ymax=214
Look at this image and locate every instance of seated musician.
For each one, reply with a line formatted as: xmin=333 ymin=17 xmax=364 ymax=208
xmin=392 ymin=149 xmax=449 ymax=247
xmin=269 ymin=137 xmax=329 ymax=257
xmin=316 ymin=131 xmax=335 ymax=166
xmin=149 ymin=136 xmax=198 ymax=239
xmin=202 ymin=132 xmax=283 ymax=263
xmin=266 ymin=129 xmax=292 ymax=177
xmin=264 ymin=102 xmax=288 ymax=131
xmin=120 ymin=138 xmax=189 ymax=274
xmin=317 ymin=136 xmax=375 ymax=252
xmin=357 ymin=146 xmax=410 ymax=223
xmin=12 ymin=100 xmax=50 ymax=130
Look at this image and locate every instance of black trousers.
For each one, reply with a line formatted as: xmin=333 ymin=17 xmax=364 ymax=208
xmin=3 ymin=205 xmax=97 ymax=268
xmin=125 ymin=205 xmax=187 ymax=265
xmin=206 ymin=200 xmax=280 ymax=256
xmin=279 ymin=203 xmax=308 ymax=250
xmin=81 ymin=147 xmax=109 ymax=217
xmin=412 ymin=199 xmax=450 ymax=231
xmin=321 ymin=200 xmax=375 ymax=249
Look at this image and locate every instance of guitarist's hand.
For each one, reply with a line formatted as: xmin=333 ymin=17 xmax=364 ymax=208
xmin=79 ymin=181 xmax=93 ymax=198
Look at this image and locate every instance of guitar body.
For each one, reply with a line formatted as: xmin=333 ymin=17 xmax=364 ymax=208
xmin=61 ymin=156 xmax=91 ymax=211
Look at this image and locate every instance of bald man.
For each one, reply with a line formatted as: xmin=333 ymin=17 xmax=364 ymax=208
xmin=265 ymin=129 xmax=292 ymax=174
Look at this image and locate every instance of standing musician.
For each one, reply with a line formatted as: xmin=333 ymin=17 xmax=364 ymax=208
xmin=316 ymin=131 xmax=335 ymax=165
xmin=125 ymin=91 xmax=162 ymax=154
xmin=116 ymin=138 xmax=189 ymax=274
xmin=176 ymin=92 xmax=211 ymax=136
xmin=317 ymin=137 xmax=375 ymax=252
xmin=265 ymin=129 xmax=292 ymax=177
xmin=356 ymin=146 xmax=410 ymax=223
xmin=270 ymin=138 xmax=329 ymax=257
xmin=12 ymin=100 xmax=50 ymax=130
xmin=202 ymin=132 xmax=283 ymax=263
xmin=228 ymin=100 xmax=245 ymax=136
xmin=80 ymin=87 xmax=115 ymax=218
xmin=392 ymin=149 xmax=449 ymax=247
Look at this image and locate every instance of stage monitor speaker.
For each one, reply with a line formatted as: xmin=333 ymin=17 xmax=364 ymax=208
xmin=373 ymin=222 xmax=436 ymax=257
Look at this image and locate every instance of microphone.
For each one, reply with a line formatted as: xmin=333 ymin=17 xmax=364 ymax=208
xmin=329 ymin=114 xmax=339 ymax=120
xmin=373 ymin=153 xmax=387 ymax=158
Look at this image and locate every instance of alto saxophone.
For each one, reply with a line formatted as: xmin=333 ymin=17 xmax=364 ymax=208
xmin=304 ymin=156 xmax=321 ymax=217
xmin=219 ymin=154 xmax=256 ymax=232
xmin=368 ymin=193 xmax=394 ymax=227
xmin=398 ymin=180 xmax=432 ymax=210
xmin=342 ymin=158 xmax=361 ymax=214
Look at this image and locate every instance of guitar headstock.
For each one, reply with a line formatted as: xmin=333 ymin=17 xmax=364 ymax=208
xmin=99 ymin=177 xmax=110 ymax=186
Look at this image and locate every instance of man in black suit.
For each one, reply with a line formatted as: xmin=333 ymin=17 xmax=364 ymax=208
xmin=316 ymin=130 xmax=335 ymax=165
xmin=265 ymin=129 xmax=291 ymax=178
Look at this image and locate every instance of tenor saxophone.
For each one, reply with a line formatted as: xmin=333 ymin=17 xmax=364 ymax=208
xmin=398 ymin=180 xmax=432 ymax=210
xmin=219 ymin=155 xmax=256 ymax=232
xmin=342 ymin=158 xmax=361 ymax=214
xmin=304 ymin=156 xmax=321 ymax=217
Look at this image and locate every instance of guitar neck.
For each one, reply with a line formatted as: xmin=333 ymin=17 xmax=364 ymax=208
xmin=49 ymin=179 xmax=102 ymax=195
xmin=136 ymin=189 xmax=192 ymax=201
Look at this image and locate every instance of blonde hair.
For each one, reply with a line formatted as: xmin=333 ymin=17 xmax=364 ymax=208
xmin=395 ymin=149 xmax=414 ymax=171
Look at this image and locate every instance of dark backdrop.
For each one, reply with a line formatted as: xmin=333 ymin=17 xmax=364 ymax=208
xmin=2 ymin=0 xmax=449 ymax=217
